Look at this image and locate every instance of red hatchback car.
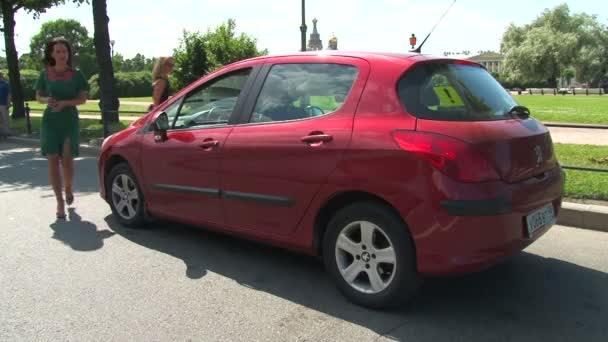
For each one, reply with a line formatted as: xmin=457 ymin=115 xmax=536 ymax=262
xmin=98 ymin=51 xmax=564 ymax=309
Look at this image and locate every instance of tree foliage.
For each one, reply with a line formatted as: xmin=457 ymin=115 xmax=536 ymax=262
xmin=172 ymin=19 xmax=267 ymax=89
xmin=1 ymin=0 xmax=87 ymax=118
xmin=29 ymin=18 xmax=98 ymax=78
xmin=501 ymin=4 xmax=608 ymax=87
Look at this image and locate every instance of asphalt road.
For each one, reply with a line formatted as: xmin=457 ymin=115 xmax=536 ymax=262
xmin=1 ymin=142 xmax=607 ymax=342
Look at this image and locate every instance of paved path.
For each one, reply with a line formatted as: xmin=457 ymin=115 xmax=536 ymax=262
xmin=547 ymin=127 xmax=608 ymax=146
xmin=1 ymin=142 xmax=607 ymax=341
xmin=26 ymin=112 xmax=608 ymax=146
xmin=86 ymin=100 xmax=149 ymax=106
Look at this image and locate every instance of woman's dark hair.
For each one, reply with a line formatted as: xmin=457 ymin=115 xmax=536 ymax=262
xmin=43 ymin=37 xmax=73 ymax=67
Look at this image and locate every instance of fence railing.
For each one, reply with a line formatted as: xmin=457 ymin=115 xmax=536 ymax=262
xmin=525 ymin=88 xmax=605 ymax=96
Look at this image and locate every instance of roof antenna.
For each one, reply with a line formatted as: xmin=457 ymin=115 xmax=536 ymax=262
xmin=411 ymin=0 xmax=457 ymax=53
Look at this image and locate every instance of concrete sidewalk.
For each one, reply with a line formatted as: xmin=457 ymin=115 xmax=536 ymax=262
xmin=4 ymin=135 xmax=607 ymax=233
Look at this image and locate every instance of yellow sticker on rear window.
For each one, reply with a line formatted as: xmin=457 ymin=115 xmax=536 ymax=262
xmin=433 ymin=86 xmax=465 ymax=107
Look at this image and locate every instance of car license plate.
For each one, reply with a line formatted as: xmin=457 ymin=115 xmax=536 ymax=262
xmin=525 ymin=203 xmax=555 ymax=237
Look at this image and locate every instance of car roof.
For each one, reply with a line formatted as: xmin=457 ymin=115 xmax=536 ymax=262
xmin=234 ymin=51 xmax=465 ymax=66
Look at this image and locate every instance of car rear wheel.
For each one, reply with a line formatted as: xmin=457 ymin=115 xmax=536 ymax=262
xmin=106 ymin=163 xmax=146 ymax=228
xmin=323 ymin=202 xmax=420 ymax=309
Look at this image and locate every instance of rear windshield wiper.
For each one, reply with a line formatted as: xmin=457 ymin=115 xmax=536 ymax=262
xmin=506 ymin=105 xmax=531 ymax=118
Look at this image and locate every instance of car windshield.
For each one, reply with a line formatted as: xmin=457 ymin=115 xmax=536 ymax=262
xmin=397 ymin=63 xmax=519 ymax=121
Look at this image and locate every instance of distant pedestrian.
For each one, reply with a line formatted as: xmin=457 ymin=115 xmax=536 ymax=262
xmin=151 ymin=56 xmax=174 ymax=109
xmin=0 ymin=72 xmax=11 ymax=140
xmin=35 ymin=37 xmax=89 ymax=219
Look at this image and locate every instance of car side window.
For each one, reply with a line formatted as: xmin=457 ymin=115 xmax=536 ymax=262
xmin=164 ymin=98 xmax=182 ymax=128
xmin=172 ymin=68 xmax=252 ymax=130
xmin=250 ymin=63 xmax=358 ymax=123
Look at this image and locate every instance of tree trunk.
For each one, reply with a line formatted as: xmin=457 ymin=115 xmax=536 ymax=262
xmin=1 ymin=2 xmax=25 ymax=119
xmin=91 ymin=0 xmax=119 ymax=123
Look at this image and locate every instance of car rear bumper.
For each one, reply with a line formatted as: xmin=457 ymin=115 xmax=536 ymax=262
xmin=409 ymin=167 xmax=564 ymax=276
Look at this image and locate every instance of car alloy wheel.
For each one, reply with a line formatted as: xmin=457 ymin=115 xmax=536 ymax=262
xmin=335 ymin=220 xmax=397 ymax=294
xmin=111 ymin=174 xmax=140 ymax=221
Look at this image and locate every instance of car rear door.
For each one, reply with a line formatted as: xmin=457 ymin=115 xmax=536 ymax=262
xmin=220 ymin=56 xmax=370 ymax=236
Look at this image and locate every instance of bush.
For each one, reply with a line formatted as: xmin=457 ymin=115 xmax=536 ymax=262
xmin=88 ymin=71 xmax=153 ymax=99
xmin=1 ymin=69 xmax=41 ymax=101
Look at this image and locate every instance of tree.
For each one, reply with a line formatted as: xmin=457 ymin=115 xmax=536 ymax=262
xmin=205 ymin=19 xmax=268 ymax=67
xmin=29 ymin=18 xmax=98 ymax=78
xmin=91 ymin=0 xmax=118 ymax=123
xmin=172 ymin=19 xmax=267 ymax=89
xmin=0 ymin=0 xmax=86 ymax=118
xmin=173 ymin=30 xmax=210 ymax=90
xmin=111 ymin=52 xmax=124 ymax=72
xmin=500 ymin=4 xmax=604 ymax=88
xmin=17 ymin=52 xmax=37 ymax=69
xmin=562 ymin=68 xmax=575 ymax=87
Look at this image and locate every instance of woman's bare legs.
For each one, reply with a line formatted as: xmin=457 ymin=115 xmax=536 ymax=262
xmin=62 ymin=139 xmax=74 ymax=206
xmin=48 ymin=154 xmax=65 ymax=218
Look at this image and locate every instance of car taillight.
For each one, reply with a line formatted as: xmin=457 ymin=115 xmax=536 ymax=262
xmin=392 ymin=131 xmax=500 ymax=183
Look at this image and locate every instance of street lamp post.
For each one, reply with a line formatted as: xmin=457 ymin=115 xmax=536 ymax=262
xmin=110 ymin=40 xmax=115 ymax=58
xmin=300 ymin=0 xmax=307 ymax=52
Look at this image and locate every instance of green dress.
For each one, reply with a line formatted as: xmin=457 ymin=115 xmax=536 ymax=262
xmin=35 ymin=67 xmax=89 ymax=156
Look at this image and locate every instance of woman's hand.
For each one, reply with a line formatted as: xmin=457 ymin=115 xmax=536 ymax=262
xmin=49 ymin=98 xmax=65 ymax=112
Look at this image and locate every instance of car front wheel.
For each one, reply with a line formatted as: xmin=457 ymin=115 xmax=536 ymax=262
xmin=323 ymin=202 xmax=420 ymax=309
xmin=106 ymin=163 xmax=146 ymax=228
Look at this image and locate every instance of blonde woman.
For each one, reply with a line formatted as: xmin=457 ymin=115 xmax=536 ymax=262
xmin=151 ymin=57 xmax=174 ymax=108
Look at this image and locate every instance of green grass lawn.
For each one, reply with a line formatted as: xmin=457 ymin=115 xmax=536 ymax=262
xmin=26 ymin=101 xmax=148 ymax=115
xmin=516 ymin=95 xmax=608 ymax=125
xmin=10 ymin=117 xmax=131 ymax=141
xmin=554 ymin=143 xmax=608 ymax=201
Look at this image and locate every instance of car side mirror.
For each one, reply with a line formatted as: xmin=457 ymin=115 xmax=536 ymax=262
xmin=153 ymin=112 xmax=169 ymax=142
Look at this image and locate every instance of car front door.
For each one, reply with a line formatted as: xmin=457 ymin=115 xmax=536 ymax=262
xmin=221 ymin=57 xmax=370 ymax=236
xmin=141 ymin=67 xmax=257 ymax=226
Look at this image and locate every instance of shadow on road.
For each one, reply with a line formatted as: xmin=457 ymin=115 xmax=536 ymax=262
xmin=0 ymin=143 xmax=99 ymax=194
xmin=50 ymin=208 xmax=115 ymax=251
xmin=104 ymin=215 xmax=607 ymax=341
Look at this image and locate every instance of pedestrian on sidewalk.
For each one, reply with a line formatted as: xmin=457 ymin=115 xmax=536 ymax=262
xmin=0 ymin=72 xmax=11 ymax=140
xmin=150 ymin=56 xmax=174 ymax=110
xmin=35 ymin=37 xmax=89 ymax=219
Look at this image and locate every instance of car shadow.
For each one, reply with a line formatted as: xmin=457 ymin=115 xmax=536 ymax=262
xmin=50 ymin=208 xmax=115 ymax=251
xmin=104 ymin=216 xmax=607 ymax=341
xmin=0 ymin=144 xmax=99 ymax=194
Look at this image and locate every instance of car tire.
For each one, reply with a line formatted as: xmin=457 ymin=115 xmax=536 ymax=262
xmin=106 ymin=163 xmax=147 ymax=228
xmin=323 ymin=201 xmax=421 ymax=309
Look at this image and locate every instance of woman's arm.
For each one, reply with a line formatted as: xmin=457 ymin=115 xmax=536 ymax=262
xmin=152 ymin=79 xmax=167 ymax=107
xmin=58 ymin=91 xmax=88 ymax=107
xmin=36 ymin=90 xmax=51 ymax=105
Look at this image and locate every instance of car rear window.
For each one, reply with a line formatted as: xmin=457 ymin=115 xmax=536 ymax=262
xmin=397 ymin=63 xmax=518 ymax=121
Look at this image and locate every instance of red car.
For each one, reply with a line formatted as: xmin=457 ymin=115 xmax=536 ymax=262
xmin=98 ymin=51 xmax=564 ymax=309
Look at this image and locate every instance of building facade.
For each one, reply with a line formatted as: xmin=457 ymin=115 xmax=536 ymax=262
xmin=467 ymin=52 xmax=504 ymax=73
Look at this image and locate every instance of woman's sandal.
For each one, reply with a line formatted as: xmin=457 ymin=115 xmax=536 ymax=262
xmin=65 ymin=187 xmax=74 ymax=206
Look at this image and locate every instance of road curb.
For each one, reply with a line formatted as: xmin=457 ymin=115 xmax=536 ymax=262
xmin=4 ymin=136 xmax=607 ymax=233
xmin=557 ymin=202 xmax=608 ymax=232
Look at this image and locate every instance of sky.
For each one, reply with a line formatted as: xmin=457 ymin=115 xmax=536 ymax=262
xmin=1 ymin=0 xmax=607 ymax=59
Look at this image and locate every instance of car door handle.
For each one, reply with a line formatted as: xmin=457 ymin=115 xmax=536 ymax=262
xmin=200 ymin=140 xmax=219 ymax=149
xmin=301 ymin=134 xmax=333 ymax=144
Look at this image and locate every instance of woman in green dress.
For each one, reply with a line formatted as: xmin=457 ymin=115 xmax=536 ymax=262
xmin=35 ymin=37 xmax=88 ymax=219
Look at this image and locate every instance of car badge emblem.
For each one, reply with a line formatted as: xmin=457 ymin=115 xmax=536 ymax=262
xmin=534 ymin=145 xmax=543 ymax=165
